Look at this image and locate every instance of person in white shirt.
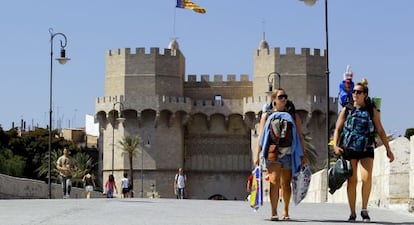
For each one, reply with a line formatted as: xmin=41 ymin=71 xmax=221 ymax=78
xmin=174 ymin=168 xmax=187 ymax=199
xmin=120 ymin=172 xmax=130 ymax=198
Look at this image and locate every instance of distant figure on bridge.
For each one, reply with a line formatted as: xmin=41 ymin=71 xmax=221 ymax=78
xmin=120 ymin=172 xmax=130 ymax=198
xmin=56 ymin=147 xmax=75 ymax=199
xmin=104 ymin=174 xmax=118 ymax=198
xmin=82 ymin=170 xmax=96 ymax=199
xmin=174 ymin=168 xmax=187 ymax=199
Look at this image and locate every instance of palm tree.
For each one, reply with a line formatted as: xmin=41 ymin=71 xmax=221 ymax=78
xmin=71 ymin=152 xmax=97 ymax=187
xmin=303 ymin=133 xmax=318 ymax=171
xmin=37 ymin=149 xmax=96 ymax=187
xmin=37 ymin=149 xmax=62 ymax=183
xmin=119 ymin=135 xmax=141 ymax=197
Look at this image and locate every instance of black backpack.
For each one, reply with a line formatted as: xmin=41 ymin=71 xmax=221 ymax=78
xmin=267 ymin=100 xmax=296 ymax=147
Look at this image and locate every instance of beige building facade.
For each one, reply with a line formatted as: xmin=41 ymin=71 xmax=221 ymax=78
xmin=95 ymin=38 xmax=338 ymax=200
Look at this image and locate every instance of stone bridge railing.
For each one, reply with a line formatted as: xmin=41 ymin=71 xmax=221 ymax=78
xmin=302 ymin=136 xmax=414 ymax=212
xmin=0 ymin=175 xmax=104 ymax=199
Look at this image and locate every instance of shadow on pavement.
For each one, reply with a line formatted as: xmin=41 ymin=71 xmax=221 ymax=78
xmin=273 ymin=219 xmax=414 ymax=224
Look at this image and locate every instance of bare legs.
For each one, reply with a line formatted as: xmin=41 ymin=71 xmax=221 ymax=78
xmin=347 ymin=158 xmax=373 ymax=216
xmin=360 ymin=158 xmax=373 ymax=210
xmin=268 ymin=163 xmax=281 ymax=218
xmin=280 ymin=169 xmax=292 ymax=218
xmin=267 ymin=162 xmax=292 ymax=219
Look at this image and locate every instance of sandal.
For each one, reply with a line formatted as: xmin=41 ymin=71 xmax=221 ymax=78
xmin=270 ymin=216 xmax=279 ymax=221
xmin=282 ymin=216 xmax=290 ymax=220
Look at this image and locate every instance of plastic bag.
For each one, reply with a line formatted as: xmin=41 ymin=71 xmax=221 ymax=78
xmin=292 ymin=164 xmax=312 ymax=205
xmin=249 ymin=166 xmax=263 ymax=210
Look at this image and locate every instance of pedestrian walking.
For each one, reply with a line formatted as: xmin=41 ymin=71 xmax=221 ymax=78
xmin=56 ymin=147 xmax=75 ymax=199
xmin=333 ymin=79 xmax=395 ymax=222
xmin=174 ymin=168 xmax=187 ymax=199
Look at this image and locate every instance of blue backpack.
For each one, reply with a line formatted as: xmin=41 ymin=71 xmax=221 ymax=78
xmin=340 ymin=101 xmax=375 ymax=152
xmin=338 ymin=80 xmax=354 ymax=107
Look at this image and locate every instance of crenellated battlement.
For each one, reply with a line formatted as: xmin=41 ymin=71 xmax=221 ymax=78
xmin=186 ymin=74 xmax=250 ymax=83
xmin=96 ymin=95 xmax=245 ymax=116
xmin=96 ymin=95 xmax=192 ymax=107
xmin=106 ymin=47 xmax=181 ymax=58
xmin=243 ymin=95 xmax=338 ymax=114
xmin=256 ymin=47 xmax=326 ymax=57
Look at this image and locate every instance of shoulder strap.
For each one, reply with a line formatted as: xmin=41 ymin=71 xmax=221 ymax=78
xmin=364 ymin=97 xmax=375 ymax=119
xmin=286 ymin=100 xmax=296 ymax=121
xmin=343 ymin=101 xmax=354 ymax=116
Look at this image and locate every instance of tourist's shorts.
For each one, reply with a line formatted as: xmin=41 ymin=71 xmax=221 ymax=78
xmin=266 ymin=154 xmax=291 ymax=169
xmin=85 ymin=185 xmax=93 ymax=192
xmin=343 ymin=147 xmax=374 ymax=160
xmin=122 ymin=188 xmax=129 ymax=194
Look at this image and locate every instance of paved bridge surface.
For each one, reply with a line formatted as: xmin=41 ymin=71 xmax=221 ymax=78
xmin=1 ymin=198 xmax=414 ymax=225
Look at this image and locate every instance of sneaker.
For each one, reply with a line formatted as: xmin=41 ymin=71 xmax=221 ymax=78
xmin=348 ymin=214 xmax=356 ymax=222
xmin=361 ymin=210 xmax=370 ymax=222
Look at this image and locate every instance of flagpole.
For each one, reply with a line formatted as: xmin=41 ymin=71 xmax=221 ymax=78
xmin=173 ymin=1 xmax=177 ymax=37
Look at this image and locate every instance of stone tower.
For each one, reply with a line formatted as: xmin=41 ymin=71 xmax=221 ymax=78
xmin=252 ymin=36 xmax=338 ymax=170
xmin=96 ymin=37 xmax=338 ymax=200
xmin=105 ymin=46 xmax=185 ymax=98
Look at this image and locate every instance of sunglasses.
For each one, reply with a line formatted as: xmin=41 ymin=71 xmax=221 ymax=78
xmin=277 ymin=94 xmax=288 ymax=99
xmin=352 ymin=90 xmax=364 ymax=95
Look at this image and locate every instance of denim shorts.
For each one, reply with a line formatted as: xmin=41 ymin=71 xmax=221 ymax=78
xmin=266 ymin=154 xmax=291 ymax=169
xmin=85 ymin=185 xmax=93 ymax=192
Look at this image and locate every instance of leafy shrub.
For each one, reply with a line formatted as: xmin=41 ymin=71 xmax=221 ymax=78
xmin=404 ymin=128 xmax=414 ymax=139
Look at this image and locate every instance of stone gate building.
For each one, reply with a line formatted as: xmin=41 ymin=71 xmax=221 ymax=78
xmin=95 ymin=38 xmax=338 ymax=200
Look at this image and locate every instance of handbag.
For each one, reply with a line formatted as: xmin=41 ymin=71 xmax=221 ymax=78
xmin=267 ymin=144 xmax=278 ymax=161
xmin=328 ymin=156 xmax=353 ymax=194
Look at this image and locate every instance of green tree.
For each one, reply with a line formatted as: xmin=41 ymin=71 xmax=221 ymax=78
xmin=119 ymin=135 xmax=141 ymax=197
xmin=0 ymin=147 xmax=25 ymax=176
xmin=405 ymin=128 xmax=414 ymax=139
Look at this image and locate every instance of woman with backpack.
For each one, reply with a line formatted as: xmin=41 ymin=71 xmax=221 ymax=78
xmin=333 ymin=79 xmax=394 ymax=222
xmin=254 ymin=88 xmax=306 ymax=221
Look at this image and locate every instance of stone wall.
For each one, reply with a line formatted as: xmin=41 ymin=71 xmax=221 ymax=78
xmin=302 ymin=136 xmax=414 ymax=212
xmin=0 ymin=174 xmax=104 ymax=199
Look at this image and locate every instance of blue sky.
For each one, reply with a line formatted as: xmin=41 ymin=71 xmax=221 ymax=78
xmin=1 ymin=0 xmax=413 ymax=136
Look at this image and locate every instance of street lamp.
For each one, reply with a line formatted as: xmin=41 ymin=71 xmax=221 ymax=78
xmin=300 ymin=0 xmax=330 ymax=201
xmin=267 ymin=71 xmax=281 ymax=94
xmin=141 ymin=136 xmax=151 ymax=198
xmin=111 ymin=102 xmax=125 ymax=175
xmin=48 ymin=28 xmax=70 ymax=199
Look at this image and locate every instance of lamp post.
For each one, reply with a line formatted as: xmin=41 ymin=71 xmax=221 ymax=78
xmin=111 ymin=102 xmax=125 ymax=175
xmin=48 ymin=28 xmax=70 ymax=199
xmin=301 ymin=0 xmax=330 ymax=201
xmin=141 ymin=136 xmax=151 ymax=198
xmin=267 ymin=71 xmax=281 ymax=93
